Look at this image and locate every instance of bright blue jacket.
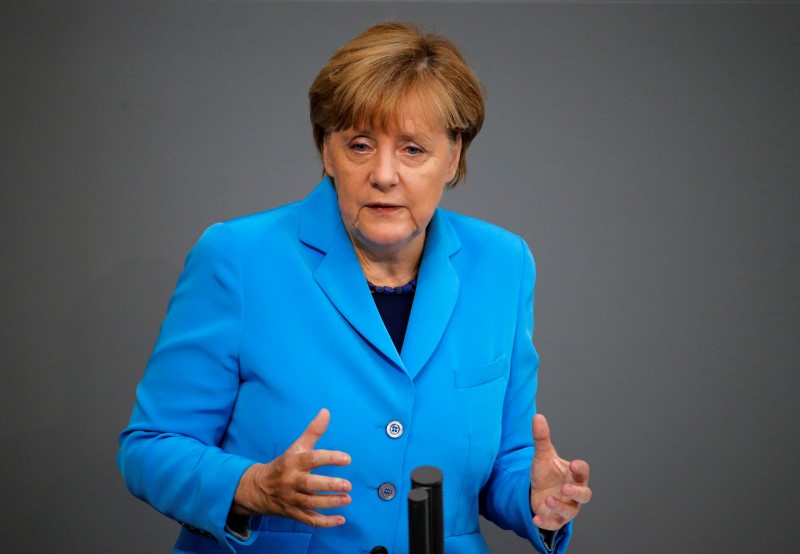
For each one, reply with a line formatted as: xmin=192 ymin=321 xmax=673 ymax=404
xmin=118 ymin=178 xmax=572 ymax=553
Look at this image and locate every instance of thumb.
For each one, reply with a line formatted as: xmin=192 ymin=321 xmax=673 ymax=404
xmin=288 ymin=408 xmax=330 ymax=454
xmin=532 ymin=413 xmax=557 ymax=459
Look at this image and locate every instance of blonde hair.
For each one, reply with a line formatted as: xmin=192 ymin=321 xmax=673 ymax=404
xmin=309 ymin=22 xmax=485 ymax=187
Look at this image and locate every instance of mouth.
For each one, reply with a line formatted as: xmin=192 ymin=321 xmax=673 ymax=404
xmin=366 ymin=203 xmax=403 ymax=215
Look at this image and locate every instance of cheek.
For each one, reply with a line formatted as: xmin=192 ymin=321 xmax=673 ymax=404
xmin=412 ymin=186 xmax=445 ymax=222
xmin=336 ymin=186 xmax=364 ymax=225
xmin=336 ymin=190 xmax=354 ymax=217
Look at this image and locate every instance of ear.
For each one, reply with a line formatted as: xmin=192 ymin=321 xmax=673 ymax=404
xmin=322 ymin=136 xmax=336 ymax=179
xmin=447 ymin=134 xmax=463 ymax=183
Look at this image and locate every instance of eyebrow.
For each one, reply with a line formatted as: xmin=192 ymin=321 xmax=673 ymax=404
xmin=349 ymin=129 xmax=432 ymax=143
xmin=398 ymin=132 xmax=431 ymax=143
xmin=339 ymin=122 xmax=438 ymax=147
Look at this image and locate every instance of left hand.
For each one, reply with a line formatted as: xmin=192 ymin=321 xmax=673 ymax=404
xmin=529 ymin=414 xmax=592 ymax=530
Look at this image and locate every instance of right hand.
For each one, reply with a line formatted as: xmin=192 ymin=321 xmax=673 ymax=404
xmin=232 ymin=408 xmax=352 ymax=527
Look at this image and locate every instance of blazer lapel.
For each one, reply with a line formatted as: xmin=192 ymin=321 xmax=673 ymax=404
xmin=401 ymin=209 xmax=461 ymax=381
xmin=299 ymin=179 xmax=405 ymax=370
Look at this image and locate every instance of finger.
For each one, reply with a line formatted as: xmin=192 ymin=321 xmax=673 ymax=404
xmin=291 ymin=508 xmax=347 ymax=528
xmin=293 ymin=491 xmax=352 ymax=511
xmin=289 ymin=408 xmax=331 ymax=453
xmin=297 ymin=472 xmax=352 ymax=494
xmin=561 ymin=483 xmax=592 ymax=504
xmin=295 ymin=449 xmax=352 ymax=472
xmin=532 ymin=512 xmax=565 ymax=531
xmin=569 ymin=459 xmax=590 ymax=484
xmin=544 ymin=495 xmax=580 ymax=523
xmin=532 ymin=414 xmax=557 ymax=459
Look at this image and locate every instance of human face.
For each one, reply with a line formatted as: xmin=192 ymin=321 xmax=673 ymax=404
xmin=323 ymin=105 xmax=461 ymax=262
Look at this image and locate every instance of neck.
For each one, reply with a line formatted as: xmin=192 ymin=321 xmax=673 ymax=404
xmin=350 ymin=234 xmax=424 ymax=287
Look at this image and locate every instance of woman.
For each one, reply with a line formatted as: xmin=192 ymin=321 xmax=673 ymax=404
xmin=119 ymin=22 xmax=591 ymax=554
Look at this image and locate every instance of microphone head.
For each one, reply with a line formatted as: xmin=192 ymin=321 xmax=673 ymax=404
xmin=411 ymin=465 xmax=443 ymax=488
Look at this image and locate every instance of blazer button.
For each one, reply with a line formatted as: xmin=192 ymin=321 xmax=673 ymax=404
xmin=371 ymin=547 xmax=389 ymax=554
xmin=377 ymin=482 xmax=396 ymax=501
xmin=385 ymin=420 xmax=404 ymax=439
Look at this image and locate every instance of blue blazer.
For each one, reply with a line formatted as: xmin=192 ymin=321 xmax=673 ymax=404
xmin=118 ymin=178 xmax=572 ymax=553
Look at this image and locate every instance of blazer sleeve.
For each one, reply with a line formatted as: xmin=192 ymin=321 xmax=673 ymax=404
xmin=117 ymin=223 xmax=259 ymax=552
xmin=478 ymin=237 xmax=573 ymax=553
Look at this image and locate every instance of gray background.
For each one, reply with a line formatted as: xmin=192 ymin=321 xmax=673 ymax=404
xmin=2 ymin=1 xmax=799 ymax=552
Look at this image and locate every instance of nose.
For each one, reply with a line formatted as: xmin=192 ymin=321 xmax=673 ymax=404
xmin=369 ymin=148 xmax=398 ymax=190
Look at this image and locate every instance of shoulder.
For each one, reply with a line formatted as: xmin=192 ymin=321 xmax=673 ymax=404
xmin=221 ymin=200 xmax=302 ymax=238
xmin=435 ymin=209 xmax=536 ymax=312
xmin=196 ymin=200 xmax=303 ymax=252
xmin=437 ymin=208 xmax=533 ymax=265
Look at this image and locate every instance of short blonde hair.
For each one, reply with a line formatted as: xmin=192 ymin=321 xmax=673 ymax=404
xmin=309 ymin=22 xmax=485 ymax=187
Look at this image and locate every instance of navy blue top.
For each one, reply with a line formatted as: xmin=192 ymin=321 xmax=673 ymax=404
xmin=371 ymin=291 xmax=415 ymax=353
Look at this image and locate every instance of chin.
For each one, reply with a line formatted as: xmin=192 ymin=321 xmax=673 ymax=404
xmin=361 ymin=231 xmax=418 ymax=251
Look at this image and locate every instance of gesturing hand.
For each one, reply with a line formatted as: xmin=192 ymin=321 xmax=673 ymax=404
xmin=232 ymin=408 xmax=352 ymax=527
xmin=529 ymin=414 xmax=591 ymax=531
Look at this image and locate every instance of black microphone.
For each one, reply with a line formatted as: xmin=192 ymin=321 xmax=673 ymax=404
xmin=409 ymin=465 xmax=444 ymax=554
xmin=408 ymin=487 xmax=432 ymax=554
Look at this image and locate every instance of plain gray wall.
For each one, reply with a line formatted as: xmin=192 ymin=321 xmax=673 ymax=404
xmin=2 ymin=1 xmax=799 ymax=552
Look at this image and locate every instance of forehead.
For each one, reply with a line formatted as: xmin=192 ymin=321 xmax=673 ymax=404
xmin=351 ymin=94 xmax=446 ymax=137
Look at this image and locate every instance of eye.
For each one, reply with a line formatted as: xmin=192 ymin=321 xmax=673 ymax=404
xmin=405 ymin=145 xmax=424 ymax=155
xmin=349 ymin=142 xmax=371 ymax=153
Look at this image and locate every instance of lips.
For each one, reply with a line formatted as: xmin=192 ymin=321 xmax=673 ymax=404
xmin=367 ymin=203 xmax=403 ymax=215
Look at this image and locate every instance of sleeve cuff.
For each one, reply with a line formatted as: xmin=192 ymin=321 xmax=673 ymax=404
xmin=537 ymin=527 xmax=558 ymax=552
xmin=225 ymin=513 xmax=253 ymax=542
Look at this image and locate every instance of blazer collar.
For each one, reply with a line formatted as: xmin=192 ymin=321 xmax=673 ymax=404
xmin=299 ymin=178 xmax=462 ymax=380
